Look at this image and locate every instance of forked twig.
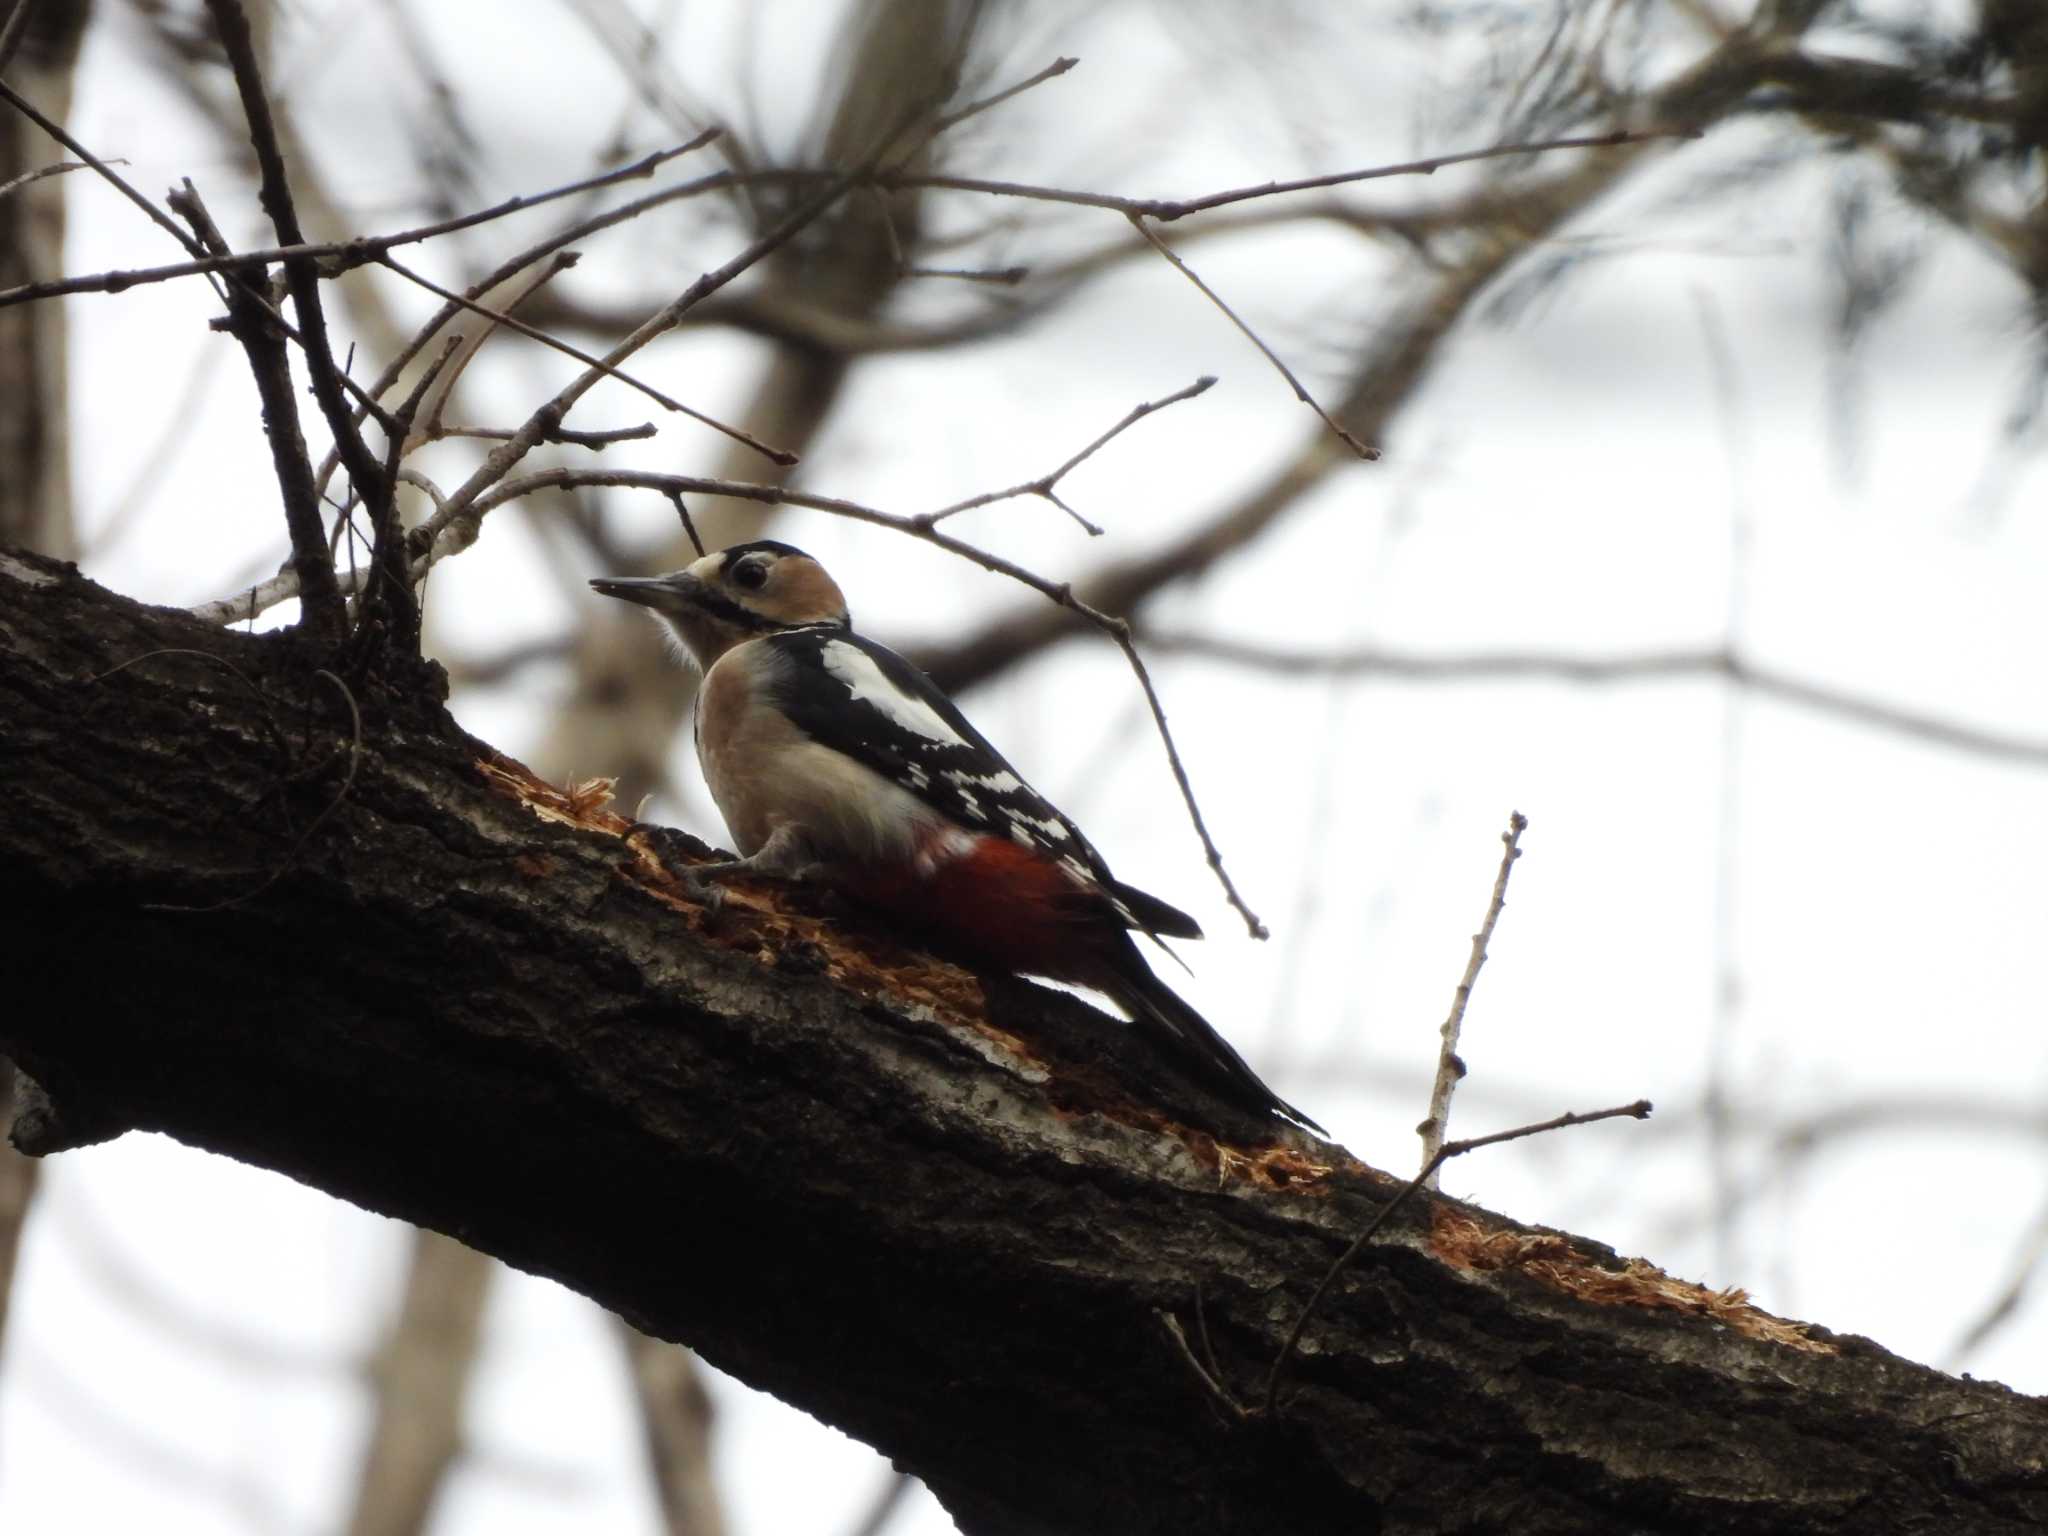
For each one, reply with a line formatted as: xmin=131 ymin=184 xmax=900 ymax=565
xmin=1261 ymin=1099 xmax=1653 ymax=1414
xmin=0 ymin=132 xmax=724 ymax=309
xmin=378 ymin=251 xmax=797 ymax=465
xmin=1129 ymin=214 xmax=1379 ymax=461
xmin=921 ymin=376 xmax=1216 ymax=535
xmin=1417 ymin=812 xmax=1528 ymax=1181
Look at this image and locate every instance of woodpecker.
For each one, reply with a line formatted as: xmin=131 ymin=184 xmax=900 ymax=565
xmin=591 ymin=541 xmax=1321 ymax=1135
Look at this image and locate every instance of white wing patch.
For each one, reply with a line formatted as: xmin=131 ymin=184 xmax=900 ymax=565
xmin=821 ymin=640 xmax=967 ymax=749
xmin=1013 ymin=811 xmax=1071 ymax=843
xmin=947 ymin=768 xmax=1023 ymax=795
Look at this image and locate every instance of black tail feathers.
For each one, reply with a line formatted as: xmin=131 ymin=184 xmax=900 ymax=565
xmin=1107 ymin=947 xmax=1326 ymax=1137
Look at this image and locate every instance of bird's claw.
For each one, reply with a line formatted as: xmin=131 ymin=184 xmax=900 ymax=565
xmin=679 ymin=863 xmax=732 ymax=920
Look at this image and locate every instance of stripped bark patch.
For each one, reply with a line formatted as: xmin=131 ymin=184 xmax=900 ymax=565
xmin=475 ymin=752 xmax=1319 ymax=1179
xmin=1431 ymin=1208 xmax=1832 ymax=1354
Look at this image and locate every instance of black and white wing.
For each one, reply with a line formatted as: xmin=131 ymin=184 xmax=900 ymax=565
xmin=764 ymin=628 xmax=1201 ymax=940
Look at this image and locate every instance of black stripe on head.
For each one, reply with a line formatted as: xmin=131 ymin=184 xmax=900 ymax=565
xmin=720 ymin=539 xmax=811 ymax=563
xmin=687 ymin=583 xmax=784 ymax=632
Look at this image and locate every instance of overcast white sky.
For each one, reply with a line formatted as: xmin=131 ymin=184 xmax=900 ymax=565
xmin=5 ymin=3 xmax=2044 ymax=1533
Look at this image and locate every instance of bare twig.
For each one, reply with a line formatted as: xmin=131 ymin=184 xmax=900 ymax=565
xmin=0 ymin=132 xmax=723 ymax=309
xmin=921 ymin=376 xmax=1216 ymax=535
xmin=436 ymin=421 xmax=659 ymax=450
xmin=1157 ymin=1310 xmax=1246 ymax=1423
xmin=926 ymin=55 xmax=1079 ymax=137
xmin=168 ymin=180 xmax=347 ymax=639
xmin=667 ymin=490 xmax=705 ymax=558
xmin=1109 ymin=627 xmax=1267 ymax=936
xmin=1417 ymin=812 xmax=1528 ymax=1182
xmin=395 ymin=468 xmax=451 ymax=522
xmin=412 ymin=144 xmax=891 ymax=576
xmin=0 ymin=127 xmax=1690 ymax=312
xmin=413 ymin=253 xmax=581 ymax=446
xmin=1135 ymin=635 xmax=2048 ymax=768
xmin=203 ymin=0 xmax=396 ymax=576
xmin=377 ymin=250 xmax=797 ymax=464
xmin=0 ymin=73 xmax=226 ymax=306
xmin=0 ymin=157 xmax=86 ymax=201
xmin=360 ymin=337 xmax=465 ymax=654
xmin=884 ymin=125 xmax=1700 ymax=220
xmin=1129 ymin=214 xmax=1378 ymax=461
xmin=1263 ymin=1099 xmax=1652 ymax=1414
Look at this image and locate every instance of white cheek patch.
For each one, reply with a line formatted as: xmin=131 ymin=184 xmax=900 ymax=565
xmin=821 ymin=641 xmax=967 ymax=749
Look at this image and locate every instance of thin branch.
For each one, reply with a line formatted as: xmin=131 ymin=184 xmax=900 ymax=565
xmin=168 ymin=180 xmax=347 ymax=639
xmin=667 ymin=489 xmax=705 ymax=558
xmin=0 ymin=127 xmax=1690 ymax=312
xmin=1416 ymin=812 xmax=1527 ymax=1182
xmin=0 ymin=73 xmax=224 ymax=303
xmin=377 ymin=251 xmax=796 ymax=465
xmin=927 ymin=55 xmax=1078 ymax=137
xmin=0 ymin=132 xmax=723 ymax=309
xmin=437 ymin=421 xmax=658 ymax=450
xmin=413 ymin=253 xmax=581 ymax=446
xmin=1136 ymin=635 xmax=2048 ymax=768
xmin=921 ymin=376 xmax=1216 ymax=534
xmin=1129 ymin=213 xmax=1378 ymax=460
xmin=395 ymin=468 xmax=451 ymax=521
xmin=203 ymin=0 xmax=395 ymax=594
xmin=883 ymin=125 xmax=1701 ymax=220
xmin=0 ymin=157 xmax=87 ymax=201
xmin=1109 ymin=627 xmax=1267 ymax=936
xmin=1157 ymin=1310 xmax=1246 ymax=1423
xmin=1263 ymin=1099 xmax=1653 ymax=1414
xmin=412 ymin=92 xmax=937 ymax=575
xmin=361 ymin=339 xmax=465 ymax=655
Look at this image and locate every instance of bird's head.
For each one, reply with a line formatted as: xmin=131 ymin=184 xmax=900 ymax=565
xmin=589 ymin=541 xmax=850 ymax=670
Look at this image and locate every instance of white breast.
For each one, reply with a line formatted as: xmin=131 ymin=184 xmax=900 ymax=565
xmin=697 ymin=640 xmax=943 ymax=867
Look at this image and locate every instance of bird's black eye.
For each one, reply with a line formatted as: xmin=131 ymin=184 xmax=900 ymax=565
xmin=731 ymin=559 xmax=770 ymax=591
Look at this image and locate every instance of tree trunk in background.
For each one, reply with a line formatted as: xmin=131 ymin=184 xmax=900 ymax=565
xmin=618 ymin=1319 xmax=728 ymax=1536
xmin=0 ymin=0 xmax=91 ymax=1382
xmin=0 ymin=0 xmax=86 ymax=559
xmin=342 ymin=1230 xmax=494 ymax=1536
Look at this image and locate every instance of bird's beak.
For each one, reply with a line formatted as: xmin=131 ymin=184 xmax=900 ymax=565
xmin=590 ymin=574 xmax=694 ymax=609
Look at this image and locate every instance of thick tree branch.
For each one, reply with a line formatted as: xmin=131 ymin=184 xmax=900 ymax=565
xmin=3 ymin=554 xmax=2044 ymax=1535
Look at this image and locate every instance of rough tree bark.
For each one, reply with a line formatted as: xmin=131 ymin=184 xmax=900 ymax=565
xmin=2 ymin=551 xmax=2043 ymax=1536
